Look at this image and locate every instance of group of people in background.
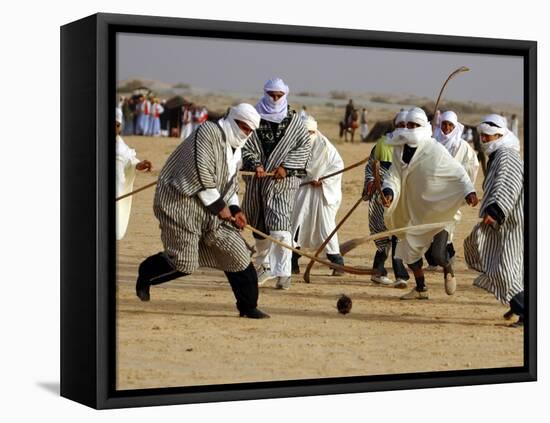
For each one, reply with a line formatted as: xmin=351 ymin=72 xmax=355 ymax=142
xmin=115 ymin=77 xmax=525 ymax=327
xmin=119 ymin=95 xmax=165 ymax=137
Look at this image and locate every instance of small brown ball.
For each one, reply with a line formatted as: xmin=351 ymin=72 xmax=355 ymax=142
xmin=337 ymin=294 xmax=352 ymax=315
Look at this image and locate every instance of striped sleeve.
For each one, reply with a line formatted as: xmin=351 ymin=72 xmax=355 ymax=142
xmin=364 ymin=148 xmax=376 ymax=186
xmin=194 ymin=124 xmax=219 ymax=190
xmin=281 ymin=121 xmax=311 ymax=170
xmin=481 ymin=149 xmax=523 ymax=219
xmin=241 ymin=135 xmax=262 ymax=170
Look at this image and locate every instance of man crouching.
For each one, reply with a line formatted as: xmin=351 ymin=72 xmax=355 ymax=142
xmin=136 ymin=103 xmax=270 ymax=319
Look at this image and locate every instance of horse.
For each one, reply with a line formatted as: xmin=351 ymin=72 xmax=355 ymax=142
xmin=339 ymin=109 xmax=360 ymax=142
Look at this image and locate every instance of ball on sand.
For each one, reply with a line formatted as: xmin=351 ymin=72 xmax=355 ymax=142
xmin=336 ymin=294 xmax=352 ymax=315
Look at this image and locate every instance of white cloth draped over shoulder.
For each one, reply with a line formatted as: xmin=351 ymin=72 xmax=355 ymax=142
xmin=116 ymin=135 xmax=141 ymax=240
xmin=382 ymin=138 xmax=475 ymax=263
xmin=292 ymin=130 xmax=344 ymax=253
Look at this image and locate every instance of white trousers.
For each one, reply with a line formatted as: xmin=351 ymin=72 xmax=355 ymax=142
xmin=253 ymin=231 xmax=292 ymax=277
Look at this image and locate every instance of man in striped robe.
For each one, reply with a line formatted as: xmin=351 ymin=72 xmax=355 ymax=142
xmin=135 ymin=104 xmax=270 ymax=319
xmin=425 ymin=110 xmax=480 ymax=271
xmin=464 ymin=114 xmax=524 ymax=326
xmin=382 ymin=107 xmax=479 ymax=300
xmin=363 ymin=111 xmax=409 ymax=288
xmin=242 ymin=78 xmax=311 ymax=290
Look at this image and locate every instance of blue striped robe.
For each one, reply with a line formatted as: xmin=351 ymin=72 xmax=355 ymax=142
xmin=463 ymin=147 xmax=524 ymax=303
xmin=153 ymin=121 xmax=251 ymax=273
xmin=241 ymin=111 xmax=311 ymax=232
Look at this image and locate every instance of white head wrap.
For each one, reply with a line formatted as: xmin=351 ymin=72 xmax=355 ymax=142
xmin=218 ymin=103 xmax=261 ymax=149
xmin=434 ymin=110 xmax=464 ymax=155
xmin=477 ymin=114 xmax=520 ymax=155
xmin=255 ymin=77 xmax=289 ymax=123
xmin=394 ymin=111 xmax=408 ymax=125
xmin=302 ymin=115 xmax=318 ymax=132
xmin=387 ymin=107 xmax=432 ymax=146
xmin=115 ymin=107 xmax=123 ymax=124
xmin=302 ymin=115 xmax=319 ymax=143
xmin=386 ymin=111 xmax=408 ymax=140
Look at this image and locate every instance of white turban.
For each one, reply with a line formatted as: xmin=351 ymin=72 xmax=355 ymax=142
xmin=229 ymin=103 xmax=261 ymax=131
xmin=477 ymin=114 xmax=520 ymax=155
xmin=477 ymin=114 xmax=508 ymax=136
xmin=394 ymin=111 xmax=408 ymax=125
xmin=115 ymin=107 xmax=123 ymax=124
xmin=406 ymin=107 xmax=430 ymax=127
xmin=440 ymin=111 xmax=458 ymax=126
xmin=386 ymin=107 xmax=432 ymax=147
xmin=256 ymin=77 xmax=289 ymax=123
xmin=302 ymin=115 xmax=318 ymax=132
xmin=434 ymin=110 xmax=464 ymax=155
xmin=264 ymin=77 xmax=289 ymax=95
xmin=219 ymin=103 xmax=261 ymax=149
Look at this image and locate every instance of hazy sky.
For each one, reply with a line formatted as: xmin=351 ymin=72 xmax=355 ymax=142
xmin=117 ymin=33 xmax=523 ymax=106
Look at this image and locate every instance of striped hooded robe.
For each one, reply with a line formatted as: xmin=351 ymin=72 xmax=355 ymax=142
xmin=241 ymin=110 xmax=311 ymax=233
xmin=464 ymin=147 xmax=523 ymax=304
xmin=153 ymin=121 xmax=252 ymax=273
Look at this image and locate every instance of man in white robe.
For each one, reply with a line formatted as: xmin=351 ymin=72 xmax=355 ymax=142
xmin=464 ymin=114 xmax=524 ymax=326
xmin=115 ymin=108 xmax=152 ymax=240
xmin=425 ymin=111 xmax=480 ymax=270
xmin=291 ymin=115 xmax=345 ymax=275
xmin=382 ymin=107 xmax=479 ymax=300
xmin=148 ymin=98 xmax=164 ymax=137
xmin=360 ymin=108 xmax=369 ymax=141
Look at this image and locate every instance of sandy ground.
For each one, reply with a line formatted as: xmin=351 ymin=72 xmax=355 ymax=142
xmin=116 ymin=113 xmax=523 ymax=390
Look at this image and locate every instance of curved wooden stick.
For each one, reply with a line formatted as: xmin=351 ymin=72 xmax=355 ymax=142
xmin=302 ymin=196 xmax=366 ymax=283
xmin=300 ymin=156 xmax=369 ymax=187
xmin=243 ymin=224 xmax=375 ymax=277
xmin=433 ymin=66 xmax=470 ymax=117
xmin=339 ymin=221 xmax=455 ymax=256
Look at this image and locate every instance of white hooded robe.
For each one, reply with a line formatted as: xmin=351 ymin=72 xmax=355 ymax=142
xmin=291 ymin=131 xmax=343 ymax=254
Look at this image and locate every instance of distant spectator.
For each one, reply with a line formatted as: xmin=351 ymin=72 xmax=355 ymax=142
xmin=360 ymin=108 xmax=369 ymax=141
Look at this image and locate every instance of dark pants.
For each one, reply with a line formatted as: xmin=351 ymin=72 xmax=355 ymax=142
xmin=138 ymin=252 xmax=259 ymax=313
xmin=373 ymin=236 xmax=409 ymax=280
xmin=407 ymin=258 xmax=425 ymax=291
xmin=424 ymin=231 xmax=454 ymax=271
xmin=510 ymin=291 xmax=524 ymax=318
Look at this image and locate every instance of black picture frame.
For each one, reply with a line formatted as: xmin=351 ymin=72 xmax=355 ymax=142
xmin=60 ymin=12 xmax=537 ymax=409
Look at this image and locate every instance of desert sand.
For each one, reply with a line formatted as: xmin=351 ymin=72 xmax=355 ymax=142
xmin=116 ymin=105 xmax=523 ymax=390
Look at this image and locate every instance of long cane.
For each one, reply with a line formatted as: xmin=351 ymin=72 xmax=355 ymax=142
xmin=432 ymin=66 xmax=470 ymax=127
xmin=339 ymin=221 xmax=455 ymax=256
xmin=302 ymin=196 xmax=366 ymax=283
xmin=300 ymin=156 xmax=369 ymax=187
xmin=242 ymin=224 xmax=375 ymax=277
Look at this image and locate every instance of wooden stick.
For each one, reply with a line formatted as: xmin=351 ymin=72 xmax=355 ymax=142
xmin=433 ymin=66 xmax=470 ymax=117
xmin=116 ymin=181 xmax=157 ymax=201
xmin=300 ymin=155 xmax=369 ymax=187
xmin=303 ymin=196 xmax=366 ymax=283
xmin=339 ymin=221 xmax=455 ymax=256
xmin=243 ymin=224 xmax=375 ymax=276
xmin=240 ymin=171 xmax=275 ymax=177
